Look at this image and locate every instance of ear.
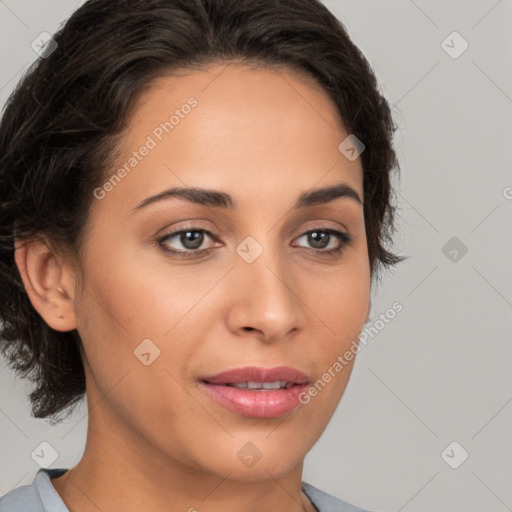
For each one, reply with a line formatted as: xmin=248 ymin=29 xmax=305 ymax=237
xmin=14 ymin=237 xmax=78 ymax=332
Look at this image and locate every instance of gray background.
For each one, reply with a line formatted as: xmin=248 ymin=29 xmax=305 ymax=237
xmin=1 ymin=1 xmax=511 ymax=511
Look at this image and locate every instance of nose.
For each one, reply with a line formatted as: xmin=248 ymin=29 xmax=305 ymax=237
xmin=225 ymin=246 xmax=303 ymax=343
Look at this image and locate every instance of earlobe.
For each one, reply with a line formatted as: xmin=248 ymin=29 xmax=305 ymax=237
xmin=14 ymin=237 xmax=78 ymax=332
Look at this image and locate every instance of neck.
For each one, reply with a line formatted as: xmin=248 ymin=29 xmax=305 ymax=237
xmin=51 ymin=401 xmax=315 ymax=512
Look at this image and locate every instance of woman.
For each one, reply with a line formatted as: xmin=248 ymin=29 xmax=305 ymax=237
xmin=0 ymin=0 xmax=402 ymax=510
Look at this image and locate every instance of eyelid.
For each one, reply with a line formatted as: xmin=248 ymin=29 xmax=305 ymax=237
xmin=300 ymin=221 xmax=349 ymax=236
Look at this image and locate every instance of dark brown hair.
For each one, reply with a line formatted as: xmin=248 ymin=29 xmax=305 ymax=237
xmin=0 ymin=0 xmax=403 ymax=422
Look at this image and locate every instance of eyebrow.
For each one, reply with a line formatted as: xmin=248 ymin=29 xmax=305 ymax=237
xmin=132 ymin=182 xmax=362 ymax=212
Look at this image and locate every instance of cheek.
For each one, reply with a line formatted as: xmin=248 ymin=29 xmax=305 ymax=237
xmin=75 ymin=237 xmax=183 ymax=341
xmin=72 ymin=235 xmax=213 ymax=395
xmin=304 ymin=255 xmax=370 ymax=397
xmin=298 ymin=266 xmax=370 ymax=427
xmin=310 ymin=262 xmax=370 ymax=343
xmin=73 ymin=257 xmax=189 ymax=437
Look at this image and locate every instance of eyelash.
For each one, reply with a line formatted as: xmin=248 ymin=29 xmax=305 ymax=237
xmin=156 ymin=225 xmax=352 ymax=259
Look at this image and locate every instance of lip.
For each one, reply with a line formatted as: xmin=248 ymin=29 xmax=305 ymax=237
xmin=201 ymin=366 xmax=309 ymax=385
xmin=199 ymin=366 xmax=310 ymax=418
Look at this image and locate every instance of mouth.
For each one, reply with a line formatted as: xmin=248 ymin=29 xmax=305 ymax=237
xmin=199 ymin=366 xmax=310 ymax=418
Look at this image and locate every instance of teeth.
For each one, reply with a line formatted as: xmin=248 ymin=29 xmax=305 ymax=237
xmin=261 ymin=381 xmax=283 ymax=390
xmin=231 ymin=381 xmax=291 ymax=390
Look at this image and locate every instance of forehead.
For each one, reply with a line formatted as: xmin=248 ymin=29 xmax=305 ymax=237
xmin=131 ymin=62 xmax=346 ymax=130
xmin=102 ymin=63 xmax=363 ymax=210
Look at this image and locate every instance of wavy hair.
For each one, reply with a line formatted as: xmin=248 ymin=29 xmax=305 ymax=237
xmin=0 ymin=0 xmax=403 ymax=422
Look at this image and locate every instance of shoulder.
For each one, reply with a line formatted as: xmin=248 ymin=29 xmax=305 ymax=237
xmin=302 ymin=481 xmax=374 ymax=512
xmin=0 ymin=469 xmax=69 ymax=512
xmin=0 ymin=481 xmax=44 ymax=512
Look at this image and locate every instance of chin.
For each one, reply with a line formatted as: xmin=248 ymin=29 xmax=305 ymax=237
xmin=198 ymin=433 xmax=309 ymax=482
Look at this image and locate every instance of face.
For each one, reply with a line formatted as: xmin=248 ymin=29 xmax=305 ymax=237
xmin=69 ymin=63 xmax=370 ymax=481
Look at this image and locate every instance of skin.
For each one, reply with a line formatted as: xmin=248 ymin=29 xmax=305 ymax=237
xmin=15 ymin=62 xmax=371 ymax=512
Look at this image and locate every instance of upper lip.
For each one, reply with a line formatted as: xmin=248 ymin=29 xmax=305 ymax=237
xmin=201 ymin=366 xmax=309 ymax=385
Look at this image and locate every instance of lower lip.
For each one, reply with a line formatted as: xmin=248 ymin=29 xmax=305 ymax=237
xmin=199 ymin=382 xmax=308 ymax=418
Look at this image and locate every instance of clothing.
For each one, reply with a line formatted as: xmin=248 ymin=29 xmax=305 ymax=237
xmin=0 ymin=468 xmax=372 ymax=512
